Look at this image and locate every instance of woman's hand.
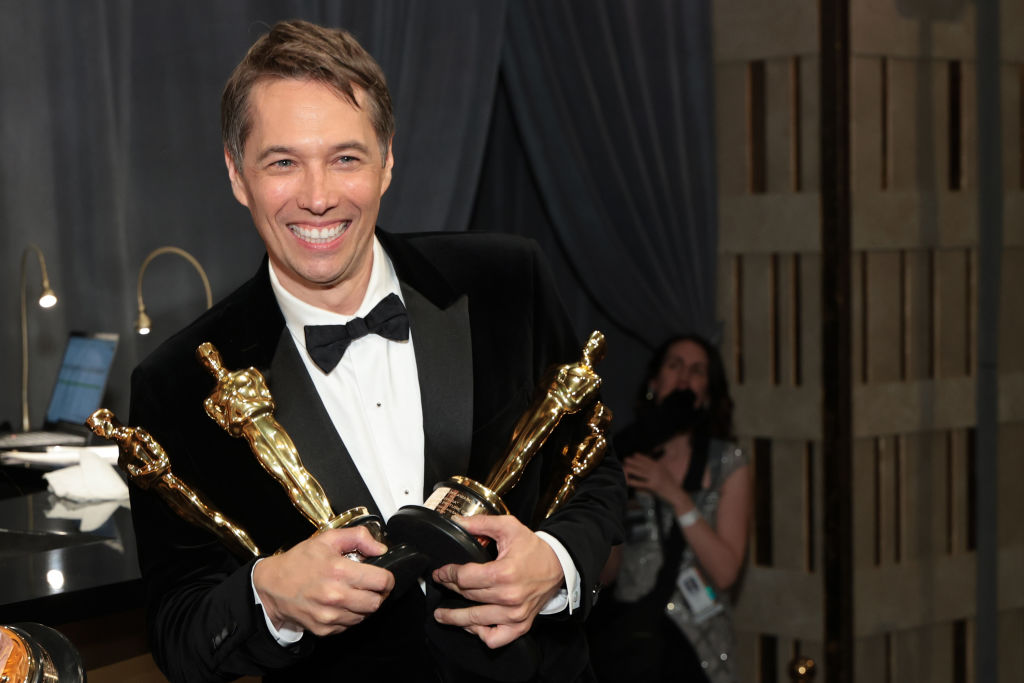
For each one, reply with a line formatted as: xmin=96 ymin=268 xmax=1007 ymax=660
xmin=622 ymin=453 xmax=693 ymax=514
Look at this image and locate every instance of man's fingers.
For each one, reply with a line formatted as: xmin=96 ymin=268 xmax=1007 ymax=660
xmin=433 ymin=605 xmax=530 ymax=649
xmin=319 ymin=526 xmax=389 ymax=559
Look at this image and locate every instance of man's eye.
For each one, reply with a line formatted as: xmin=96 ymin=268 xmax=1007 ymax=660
xmin=270 ymin=159 xmax=294 ymax=168
xmin=336 ymin=155 xmax=358 ymax=165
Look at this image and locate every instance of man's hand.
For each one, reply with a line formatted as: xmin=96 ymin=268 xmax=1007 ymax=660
xmin=253 ymin=526 xmax=394 ymax=637
xmin=431 ymin=515 xmax=564 ymax=649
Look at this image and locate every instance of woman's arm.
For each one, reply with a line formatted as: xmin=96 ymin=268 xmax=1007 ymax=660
xmin=622 ymin=455 xmax=751 ymax=590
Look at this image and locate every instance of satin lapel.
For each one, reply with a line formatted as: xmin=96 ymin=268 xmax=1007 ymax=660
xmin=401 ymin=284 xmax=473 ymax=499
xmin=266 ymin=329 xmax=381 ymax=518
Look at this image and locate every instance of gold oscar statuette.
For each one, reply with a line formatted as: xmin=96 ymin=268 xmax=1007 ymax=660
xmin=388 ymin=330 xmax=606 ymax=566
xmin=86 ymin=408 xmax=261 ymax=559
xmin=542 ymin=400 xmax=612 ymax=519
xmin=196 ymin=341 xmax=374 ymax=534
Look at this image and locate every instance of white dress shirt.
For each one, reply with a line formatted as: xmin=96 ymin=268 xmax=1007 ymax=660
xmin=254 ymin=235 xmax=579 ymax=643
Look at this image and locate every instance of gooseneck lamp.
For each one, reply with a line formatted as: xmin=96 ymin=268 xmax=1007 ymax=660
xmin=136 ymin=246 xmax=212 ymax=336
xmin=20 ymin=244 xmax=58 ymax=431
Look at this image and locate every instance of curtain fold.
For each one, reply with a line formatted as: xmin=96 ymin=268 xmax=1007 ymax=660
xmin=498 ymin=0 xmax=719 ymax=348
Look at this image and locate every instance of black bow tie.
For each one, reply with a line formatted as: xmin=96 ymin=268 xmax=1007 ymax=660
xmin=304 ymin=293 xmax=410 ymax=373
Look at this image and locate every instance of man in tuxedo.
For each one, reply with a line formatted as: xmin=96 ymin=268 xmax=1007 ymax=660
xmin=127 ymin=18 xmax=624 ymax=683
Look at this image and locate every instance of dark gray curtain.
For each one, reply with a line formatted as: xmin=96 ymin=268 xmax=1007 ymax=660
xmin=471 ymin=0 xmax=719 ymax=420
xmin=0 ymin=0 xmax=715 ymax=431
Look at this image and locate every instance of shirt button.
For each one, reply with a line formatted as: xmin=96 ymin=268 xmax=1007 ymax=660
xmin=376 ymin=402 xmax=382 ymax=407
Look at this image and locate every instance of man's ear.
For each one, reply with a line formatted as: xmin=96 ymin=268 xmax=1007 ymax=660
xmin=379 ymin=136 xmax=395 ymax=197
xmin=224 ymin=148 xmax=250 ymax=208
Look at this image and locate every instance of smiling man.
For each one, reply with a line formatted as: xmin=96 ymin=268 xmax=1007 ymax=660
xmin=127 ymin=19 xmax=624 ymax=683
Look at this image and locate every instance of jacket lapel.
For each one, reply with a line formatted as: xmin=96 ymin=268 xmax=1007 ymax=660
xmin=377 ymin=231 xmax=475 ymax=498
xmin=401 ymin=285 xmax=473 ymax=497
xmin=266 ymin=329 xmax=381 ymax=518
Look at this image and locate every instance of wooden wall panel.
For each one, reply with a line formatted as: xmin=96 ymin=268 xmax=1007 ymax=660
xmin=891 ymin=624 xmax=954 ymax=683
xmin=776 ymin=254 xmax=798 ymax=386
xmin=799 ymin=56 xmax=820 ymax=192
xmin=851 ymin=0 xmax=975 ymax=59
xmin=853 ymin=633 xmax=887 ymax=683
xmin=712 ymin=0 xmax=818 ymax=61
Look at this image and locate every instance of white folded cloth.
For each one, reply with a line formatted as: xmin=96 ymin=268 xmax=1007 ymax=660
xmin=43 ymin=449 xmax=129 ymax=503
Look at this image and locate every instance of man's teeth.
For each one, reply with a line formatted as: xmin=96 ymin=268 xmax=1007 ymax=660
xmin=289 ymin=223 xmax=348 ymax=243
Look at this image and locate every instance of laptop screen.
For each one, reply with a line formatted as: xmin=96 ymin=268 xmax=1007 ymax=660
xmin=44 ymin=332 xmax=119 ymax=427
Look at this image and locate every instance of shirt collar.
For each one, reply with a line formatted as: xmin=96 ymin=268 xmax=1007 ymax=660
xmin=269 ymin=235 xmax=403 ymax=340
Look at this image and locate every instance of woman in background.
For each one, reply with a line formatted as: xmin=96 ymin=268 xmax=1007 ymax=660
xmin=589 ymin=334 xmax=751 ymax=683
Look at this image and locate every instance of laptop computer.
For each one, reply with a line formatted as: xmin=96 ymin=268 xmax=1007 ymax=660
xmin=0 ymin=331 xmax=119 ymax=450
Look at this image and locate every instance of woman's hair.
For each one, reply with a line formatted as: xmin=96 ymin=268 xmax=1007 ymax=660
xmin=639 ymin=333 xmax=735 ymax=441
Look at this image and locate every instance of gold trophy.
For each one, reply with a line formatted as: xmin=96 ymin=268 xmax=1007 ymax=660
xmin=86 ymin=408 xmax=261 ymax=560
xmin=541 ymin=400 xmax=612 ymax=519
xmin=196 ymin=342 xmax=424 ymax=582
xmin=388 ymin=331 xmax=606 ymax=566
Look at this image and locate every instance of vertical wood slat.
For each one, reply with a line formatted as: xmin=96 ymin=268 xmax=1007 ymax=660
xmin=904 ymin=250 xmax=934 ymax=380
xmin=750 ymin=60 xmax=768 ymax=193
xmin=998 ymin=247 xmax=1024 ymax=373
xmin=998 ymin=610 xmax=1024 ymax=683
xmin=766 ymin=59 xmax=795 ymax=193
xmin=743 ymin=254 xmax=776 ymax=384
xmin=853 ymin=633 xmax=887 ymax=683
xmin=772 ymin=440 xmax=808 ymax=571
xmin=876 ymin=436 xmax=896 ymax=565
xmin=949 ymin=429 xmax=969 ymax=554
xmin=864 ymin=251 xmax=903 ymax=383
xmin=852 ymin=253 xmax=865 ymax=384
xmin=799 ymin=56 xmax=820 ymax=192
xmin=850 ymin=56 xmax=883 ymax=193
xmin=717 ymin=252 xmax=740 ymax=385
xmin=716 ymin=63 xmax=750 ymax=196
xmin=735 ymin=630 xmax=758 ymax=683
xmin=887 ymin=58 xmax=917 ymax=190
xmin=998 ymin=424 xmax=1024 ymax=547
xmin=801 ymin=253 xmax=821 ymax=386
xmin=1000 ymin=64 xmax=1020 ymax=190
xmin=934 ymin=249 xmax=971 ymax=378
xmin=930 ymin=60 xmax=952 ymax=194
xmin=960 ymin=61 xmax=978 ymax=191
xmin=852 ymin=437 xmax=876 ymax=570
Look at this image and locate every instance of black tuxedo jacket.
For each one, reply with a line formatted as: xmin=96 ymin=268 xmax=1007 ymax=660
xmin=127 ymin=230 xmax=625 ymax=683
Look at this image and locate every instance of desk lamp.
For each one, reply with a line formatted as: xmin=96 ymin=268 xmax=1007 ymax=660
xmin=135 ymin=246 xmax=212 ymax=335
xmin=20 ymin=244 xmax=58 ymax=431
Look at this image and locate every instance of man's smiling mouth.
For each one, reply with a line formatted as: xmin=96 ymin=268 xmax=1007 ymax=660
xmin=288 ymin=221 xmax=350 ymax=244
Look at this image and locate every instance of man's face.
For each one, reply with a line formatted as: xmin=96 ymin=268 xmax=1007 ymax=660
xmin=225 ymin=78 xmax=393 ymax=312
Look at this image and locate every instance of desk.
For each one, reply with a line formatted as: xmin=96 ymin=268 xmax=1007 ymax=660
xmin=0 ymin=491 xmax=152 ymax=676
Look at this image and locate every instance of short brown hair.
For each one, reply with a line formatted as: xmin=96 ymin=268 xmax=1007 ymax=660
xmin=221 ymin=19 xmax=394 ymax=165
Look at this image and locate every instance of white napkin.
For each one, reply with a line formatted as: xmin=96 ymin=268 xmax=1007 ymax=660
xmin=43 ymin=449 xmax=129 ymax=503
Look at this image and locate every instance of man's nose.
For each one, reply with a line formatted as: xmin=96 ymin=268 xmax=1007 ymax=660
xmin=297 ymin=167 xmax=336 ymax=214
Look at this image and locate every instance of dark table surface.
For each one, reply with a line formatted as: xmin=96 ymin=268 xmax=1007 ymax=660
xmin=0 ymin=490 xmax=142 ymax=624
